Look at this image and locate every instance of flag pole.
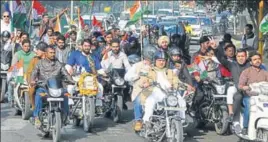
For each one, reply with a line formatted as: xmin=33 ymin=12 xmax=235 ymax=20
xmin=71 ymin=0 xmax=74 ymax=21
xmin=140 ymin=1 xmax=143 ymax=60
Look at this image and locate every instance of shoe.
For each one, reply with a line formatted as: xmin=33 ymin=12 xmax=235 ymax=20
xmin=35 ymin=117 xmax=41 ymax=129
xmin=242 ymin=128 xmax=248 ymax=135
xmin=96 ymin=106 xmax=103 ymax=115
xmin=133 ymin=120 xmax=143 ymax=131
xmin=227 ymin=114 xmax=234 ymax=122
xmin=233 ymin=122 xmax=242 ymax=134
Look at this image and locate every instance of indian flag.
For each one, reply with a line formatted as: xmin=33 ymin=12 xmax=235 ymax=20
xmin=7 ymin=60 xmax=24 ymax=83
xmin=125 ymin=1 xmax=143 ymax=27
xmin=260 ymin=13 xmax=268 ymax=33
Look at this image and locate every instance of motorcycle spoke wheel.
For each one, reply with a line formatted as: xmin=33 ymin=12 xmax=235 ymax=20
xmin=214 ymin=108 xmax=228 ymax=135
xmin=169 ymin=120 xmax=183 ymax=142
xmin=52 ymin=112 xmax=61 ymax=142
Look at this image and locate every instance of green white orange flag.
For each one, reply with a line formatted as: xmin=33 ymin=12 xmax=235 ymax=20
xmin=125 ymin=1 xmax=142 ymax=27
xmin=7 ymin=60 xmax=24 ymax=83
xmin=260 ymin=13 xmax=268 ymax=33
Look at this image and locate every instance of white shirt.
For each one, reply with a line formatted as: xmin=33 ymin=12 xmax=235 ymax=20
xmin=101 ymin=51 xmax=131 ymax=72
xmin=156 ymin=70 xmax=172 ymax=90
xmin=1 ymin=20 xmax=11 ymax=34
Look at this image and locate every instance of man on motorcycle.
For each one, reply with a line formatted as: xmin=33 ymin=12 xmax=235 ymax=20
xmin=65 ymin=39 xmax=105 ymax=114
xmin=191 ymin=36 xmax=210 ymax=63
xmin=158 ymin=35 xmax=170 ymax=52
xmin=124 ymin=44 xmax=156 ymax=131
xmin=55 ymin=35 xmax=72 ymax=64
xmin=150 ymin=25 xmax=159 ymax=45
xmin=26 ymin=42 xmax=48 ymax=109
xmin=142 ymin=50 xmax=187 ymax=125
xmin=238 ymin=52 xmax=268 ymax=135
xmin=168 ymin=47 xmax=193 ymax=86
xmin=241 ymin=24 xmax=258 ymax=52
xmin=124 ymin=36 xmax=141 ymax=56
xmin=1 ymin=31 xmax=12 ymax=52
xmin=66 ymin=31 xmax=77 ymax=50
xmin=30 ymin=45 xmax=75 ymax=128
xmin=101 ymin=38 xmax=131 ymax=72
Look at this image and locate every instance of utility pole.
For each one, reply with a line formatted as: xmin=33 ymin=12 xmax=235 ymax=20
xmin=153 ymin=1 xmax=155 ymax=15
xmin=258 ymin=0 xmax=264 ymax=56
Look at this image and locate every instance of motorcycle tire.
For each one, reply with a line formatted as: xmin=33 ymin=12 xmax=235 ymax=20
xmin=111 ymin=95 xmax=123 ymax=123
xmin=83 ymin=97 xmax=95 ymax=132
xmin=21 ymin=92 xmax=32 ymax=120
xmin=257 ymin=129 xmax=268 ymax=142
xmin=214 ymin=108 xmax=229 ymax=135
xmin=1 ymin=78 xmax=7 ymax=102
xmin=52 ymin=111 xmax=61 ymax=142
xmin=168 ymin=119 xmax=184 ymax=142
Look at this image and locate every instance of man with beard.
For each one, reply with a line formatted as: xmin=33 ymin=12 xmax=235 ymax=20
xmin=101 ymin=31 xmax=113 ymax=60
xmin=191 ymin=36 xmax=210 ymax=63
xmin=66 ymin=31 xmax=77 ymax=50
xmin=239 ymin=52 xmax=268 ymax=135
xmin=41 ymin=27 xmax=54 ymax=45
xmin=101 ymin=38 xmax=131 ymax=72
xmin=55 ymin=35 xmax=72 ymax=64
xmin=65 ymin=39 xmax=105 ymax=114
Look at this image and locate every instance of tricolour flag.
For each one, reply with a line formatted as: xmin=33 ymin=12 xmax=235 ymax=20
xmin=7 ymin=60 xmax=24 ymax=83
xmin=260 ymin=13 xmax=268 ymax=33
xmin=32 ymin=0 xmax=46 ymax=20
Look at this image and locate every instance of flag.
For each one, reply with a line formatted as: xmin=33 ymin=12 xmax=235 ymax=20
xmin=125 ymin=1 xmax=149 ymax=27
xmin=54 ymin=14 xmax=61 ymax=32
xmin=92 ymin=16 xmax=102 ymax=28
xmin=7 ymin=60 xmax=24 ymax=83
xmin=7 ymin=1 xmax=27 ymax=31
xmin=260 ymin=13 xmax=268 ymax=33
xmin=32 ymin=0 xmax=46 ymax=20
xmin=64 ymin=12 xmax=75 ymax=26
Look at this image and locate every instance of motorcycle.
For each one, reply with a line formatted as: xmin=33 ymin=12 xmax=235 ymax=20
xmin=35 ymin=78 xmax=68 ymax=142
xmin=13 ymin=81 xmax=32 ymax=120
xmin=0 ymin=46 xmax=12 ymax=102
xmin=137 ymin=82 xmax=187 ymax=142
xmin=191 ymin=78 xmax=231 ymax=135
xmin=102 ymin=68 xmax=126 ymax=123
xmin=68 ymin=73 xmax=97 ymax=132
xmin=235 ymin=82 xmax=268 ymax=142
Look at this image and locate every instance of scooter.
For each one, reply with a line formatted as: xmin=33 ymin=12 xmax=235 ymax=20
xmin=235 ymin=82 xmax=268 ymax=142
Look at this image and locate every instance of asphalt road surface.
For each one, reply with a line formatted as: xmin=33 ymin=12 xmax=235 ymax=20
xmin=0 ymin=44 xmax=239 ymax=142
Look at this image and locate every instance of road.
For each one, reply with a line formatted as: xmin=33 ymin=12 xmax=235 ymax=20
xmin=0 ymin=44 xmax=239 ymax=142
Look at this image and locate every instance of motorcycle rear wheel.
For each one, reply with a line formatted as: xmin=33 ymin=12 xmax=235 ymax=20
xmin=52 ymin=112 xmax=61 ymax=142
xmin=83 ymin=97 xmax=95 ymax=132
xmin=169 ymin=119 xmax=184 ymax=142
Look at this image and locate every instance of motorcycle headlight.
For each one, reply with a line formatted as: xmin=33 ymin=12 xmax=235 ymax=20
xmin=166 ymin=95 xmax=178 ymax=107
xmin=48 ymin=88 xmax=62 ymax=97
xmin=1 ymin=63 xmax=9 ymax=71
xmin=214 ymin=84 xmax=226 ymax=95
xmin=114 ymin=78 xmax=125 ymax=86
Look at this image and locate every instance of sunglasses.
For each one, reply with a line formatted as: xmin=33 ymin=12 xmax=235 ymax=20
xmin=3 ymin=15 xmax=9 ymax=18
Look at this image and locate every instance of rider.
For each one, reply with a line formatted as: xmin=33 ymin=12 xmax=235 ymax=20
xmin=150 ymin=25 xmax=159 ymax=44
xmin=1 ymin=31 xmax=12 ymax=52
xmin=66 ymin=31 xmax=77 ymax=50
xmin=239 ymin=52 xmax=268 ymax=135
xmin=65 ymin=39 xmax=105 ymax=114
xmin=30 ymin=45 xmax=75 ymax=128
xmin=26 ymin=42 xmax=48 ymax=109
xmin=124 ymin=44 xmax=156 ymax=131
xmin=168 ymin=47 xmax=193 ymax=86
xmin=124 ymin=36 xmax=141 ymax=56
xmin=55 ymin=35 xmax=72 ymax=64
xmin=191 ymin=36 xmax=210 ymax=63
xmin=101 ymin=38 xmax=131 ymax=72
xmin=241 ymin=24 xmax=258 ymax=52
xmin=142 ymin=50 xmax=187 ymax=125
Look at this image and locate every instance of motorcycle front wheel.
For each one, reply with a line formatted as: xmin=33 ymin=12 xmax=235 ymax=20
xmin=169 ymin=119 xmax=184 ymax=142
xmin=111 ymin=95 xmax=123 ymax=123
xmin=83 ymin=97 xmax=95 ymax=132
xmin=52 ymin=111 xmax=61 ymax=142
xmin=214 ymin=107 xmax=229 ymax=135
xmin=1 ymin=78 xmax=7 ymax=102
xmin=21 ymin=92 xmax=32 ymax=120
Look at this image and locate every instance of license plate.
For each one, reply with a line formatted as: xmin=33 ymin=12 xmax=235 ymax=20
xmin=263 ymin=103 xmax=268 ymax=108
xmin=47 ymin=98 xmax=64 ymax=102
xmin=164 ymin=107 xmax=186 ymax=111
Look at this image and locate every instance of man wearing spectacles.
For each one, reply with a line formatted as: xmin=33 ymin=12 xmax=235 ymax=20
xmin=1 ymin=11 xmax=12 ymax=34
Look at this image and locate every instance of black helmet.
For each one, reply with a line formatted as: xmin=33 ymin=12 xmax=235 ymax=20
xmin=1 ymin=31 xmax=11 ymax=38
xmin=35 ymin=41 xmax=48 ymax=52
xmin=143 ymin=44 xmax=157 ymax=61
xmin=153 ymin=25 xmax=159 ymax=31
xmin=168 ymin=47 xmax=182 ymax=56
xmin=154 ymin=50 xmax=167 ymax=60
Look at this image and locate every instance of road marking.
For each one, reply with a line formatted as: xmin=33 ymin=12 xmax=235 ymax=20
xmin=1 ymin=118 xmax=28 ymax=131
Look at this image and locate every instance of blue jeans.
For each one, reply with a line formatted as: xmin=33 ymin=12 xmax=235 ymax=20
xmin=33 ymin=88 xmax=69 ymax=117
xmin=134 ymin=95 xmax=142 ymax=121
xmin=243 ymin=96 xmax=250 ymax=128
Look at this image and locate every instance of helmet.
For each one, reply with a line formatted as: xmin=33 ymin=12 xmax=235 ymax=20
xmin=1 ymin=31 xmax=11 ymax=38
xmin=96 ymin=36 xmax=105 ymax=43
xmin=168 ymin=47 xmax=182 ymax=56
xmin=153 ymin=25 xmax=159 ymax=31
xmin=35 ymin=41 xmax=48 ymax=52
xmin=143 ymin=44 xmax=157 ymax=61
xmin=154 ymin=50 xmax=168 ymax=60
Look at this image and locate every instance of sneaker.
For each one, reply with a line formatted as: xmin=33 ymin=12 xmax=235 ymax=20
xmin=233 ymin=122 xmax=242 ymax=134
xmin=133 ymin=120 xmax=143 ymax=131
xmin=227 ymin=114 xmax=234 ymax=122
xmin=35 ymin=118 xmax=41 ymax=129
xmin=242 ymin=128 xmax=248 ymax=135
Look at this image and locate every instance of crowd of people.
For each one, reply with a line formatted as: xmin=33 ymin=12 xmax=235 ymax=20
xmin=1 ymin=8 xmax=268 ymax=139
